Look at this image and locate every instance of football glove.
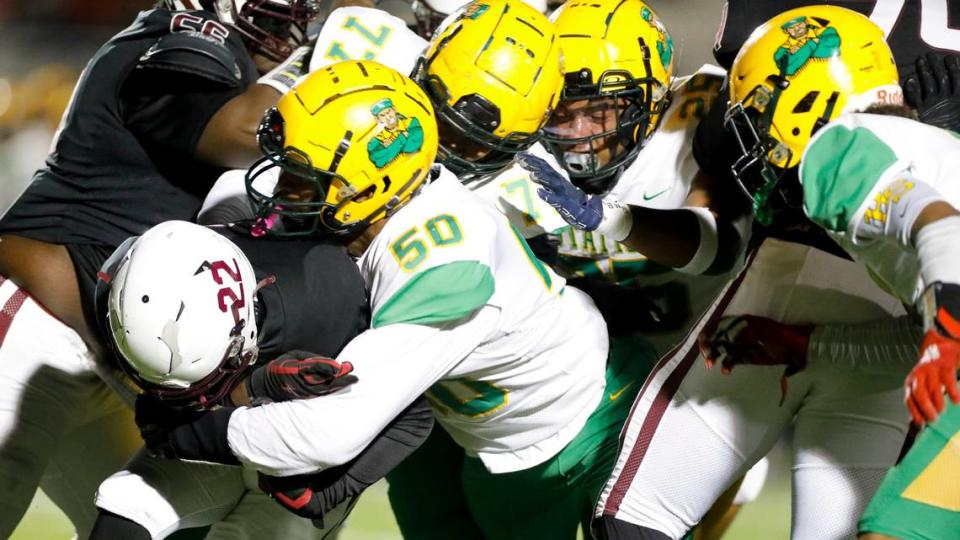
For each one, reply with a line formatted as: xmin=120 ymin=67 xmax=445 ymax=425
xmin=518 ymin=152 xmax=603 ymax=231
xmin=246 ymin=350 xmax=357 ymax=403
xmin=907 ymin=282 xmax=960 ymax=425
xmin=903 ymin=53 xmax=960 ymax=132
xmin=518 ymin=152 xmax=634 ymax=241
xmin=703 ymin=315 xmax=812 ymax=404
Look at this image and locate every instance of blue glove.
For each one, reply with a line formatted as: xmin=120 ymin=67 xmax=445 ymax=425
xmin=517 ymin=152 xmax=603 ymax=231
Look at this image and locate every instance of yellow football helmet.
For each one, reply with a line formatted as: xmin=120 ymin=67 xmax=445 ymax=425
xmin=725 ymin=5 xmax=899 ymax=223
xmin=544 ymin=0 xmax=675 ymax=188
xmin=415 ymin=0 xmax=563 ymax=178
xmin=247 ymin=60 xmax=439 ymax=237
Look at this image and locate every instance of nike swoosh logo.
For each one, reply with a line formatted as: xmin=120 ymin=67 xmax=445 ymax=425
xmin=609 ymin=381 xmax=634 ymax=401
xmin=642 ymin=188 xmax=669 ymax=201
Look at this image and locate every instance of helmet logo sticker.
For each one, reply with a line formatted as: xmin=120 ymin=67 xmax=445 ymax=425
xmin=641 ymin=7 xmax=673 ymax=70
xmin=367 ymin=98 xmax=425 ymax=168
xmin=461 ymin=3 xmax=490 ymax=21
xmin=775 ymin=16 xmax=841 ymax=77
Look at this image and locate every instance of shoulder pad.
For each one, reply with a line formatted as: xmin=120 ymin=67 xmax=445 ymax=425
xmin=137 ymin=14 xmax=243 ymax=88
xmin=800 ymin=116 xmax=898 ymax=232
xmin=310 ymin=7 xmax=426 ymax=76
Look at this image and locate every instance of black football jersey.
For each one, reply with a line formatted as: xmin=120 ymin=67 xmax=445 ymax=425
xmin=0 ymin=9 xmax=258 ymax=249
xmin=221 ymin=226 xmax=370 ymax=360
xmin=93 ymin=224 xmax=370 ymax=359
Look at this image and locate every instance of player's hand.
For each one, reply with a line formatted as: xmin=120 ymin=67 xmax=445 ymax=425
xmin=702 ymin=315 xmax=812 ymax=403
xmin=134 ymin=394 xmax=203 ymax=459
xmin=702 ymin=315 xmax=812 ymax=374
xmin=258 ymin=472 xmax=331 ymax=527
xmin=907 ymin=329 xmax=960 ymax=425
xmin=903 ymin=53 xmax=960 ymax=132
xmin=246 ymin=350 xmax=357 ymax=403
xmin=517 ymin=152 xmax=602 ymax=231
xmin=907 ymin=282 xmax=960 ymax=424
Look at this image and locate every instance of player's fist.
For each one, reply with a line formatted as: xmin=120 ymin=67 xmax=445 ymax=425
xmin=258 ymin=472 xmax=330 ymax=526
xmin=246 ymin=350 xmax=357 ymax=403
xmin=906 ymin=329 xmax=960 ymax=425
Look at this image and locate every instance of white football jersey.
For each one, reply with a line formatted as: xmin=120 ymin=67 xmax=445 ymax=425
xmin=227 ymin=169 xmax=608 ymax=476
xmin=466 ymin=65 xmax=733 ymax=353
xmin=309 ymin=7 xmax=427 ymax=76
xmin=800 ymin=112 xmax=960 ymax=306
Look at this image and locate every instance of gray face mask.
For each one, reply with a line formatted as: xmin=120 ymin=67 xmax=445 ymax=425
xmin=562 ymin=151 xmax=598 ymax=175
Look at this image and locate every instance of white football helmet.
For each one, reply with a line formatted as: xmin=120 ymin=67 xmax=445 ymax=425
xmin=103 ymin=221 xmax=260 ymax=408
xmin=159 ymin=0 xmax=322 ymax=61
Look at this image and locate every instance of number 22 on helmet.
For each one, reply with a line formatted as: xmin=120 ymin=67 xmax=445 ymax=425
xmin=247 ymin=60 xmax=440 ymax=237
xmin=101 ymin=221 xmax=261 ymax=409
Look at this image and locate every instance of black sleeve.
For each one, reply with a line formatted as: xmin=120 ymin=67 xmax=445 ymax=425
xmin=258 ymin=397 xmax=435 ymax=528
xmin=121 ymin=74 xmax=246 ymax=159
xmin=121 ymin=22 xmax=255 ymax=159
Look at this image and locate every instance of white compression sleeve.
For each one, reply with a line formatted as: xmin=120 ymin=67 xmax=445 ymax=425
xmin=676 ymin=207 xmax=719 ymax=275
xmin=807 ymin=315 xmax=921 ymax=374
xmin=916 ymin=215 xmax=960 ymax=287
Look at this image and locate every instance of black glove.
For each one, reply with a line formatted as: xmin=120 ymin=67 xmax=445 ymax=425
xmin=135 ymin=394 xmax=239 ymax=464
xmin=258 ymin=397 xmax=434 ymax=528
xmin=246 ymin=350 xmax=358 ymax=403
xmin=903 ymin=53 xmax=960 ymax=132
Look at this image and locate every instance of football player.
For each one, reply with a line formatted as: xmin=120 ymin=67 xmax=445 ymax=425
xmin=141 ymin=58 xmax=654 ymax=540
xmin=89 ymin=220 xmax=432 ymax=539
xmin=0 ymin=0 xmax=321 ymax=536
xmin=527 ymin=6 xmax=929 ymax=540
xmin=721 ymin=7 xmax=960 ymax=539
xmin=198 ymin=3 xmax=429 ymax=225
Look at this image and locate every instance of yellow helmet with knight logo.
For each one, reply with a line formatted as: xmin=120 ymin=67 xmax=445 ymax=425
xmin=416 ymin=0 xmax=563 ymax=178
xmin=544 ymin=0 xmax=675 ymax=190
xmin=247 ymin=60 xmax=438 ymax=237
xmin=725 ymin=5 xmax=899 ymax=223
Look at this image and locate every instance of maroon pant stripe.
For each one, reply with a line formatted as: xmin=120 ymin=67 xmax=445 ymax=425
xmin=603 ymin=250 xmax=759 ymax=516
xmin=0 ymin=289 xmax=28 ymax=349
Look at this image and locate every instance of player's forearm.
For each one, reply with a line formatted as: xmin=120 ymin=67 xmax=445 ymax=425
xmin=807 ymin=315 xmax=921 ymax=371
xmin=195 ymin=84 xmax=280 ymax=169
xmin=619 ymin=205 xmax=749 ymax=275
xmin=227 ymin=397 xmax=387 ymax=476
xmin=620 ymin=206 xmax=701 ymax=268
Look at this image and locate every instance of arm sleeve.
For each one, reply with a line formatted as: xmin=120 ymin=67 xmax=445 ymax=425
xmin=807 ymin=315 xmax=921 ymax=373
xmin=226 ymin=306 xmax=499 ymax=476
